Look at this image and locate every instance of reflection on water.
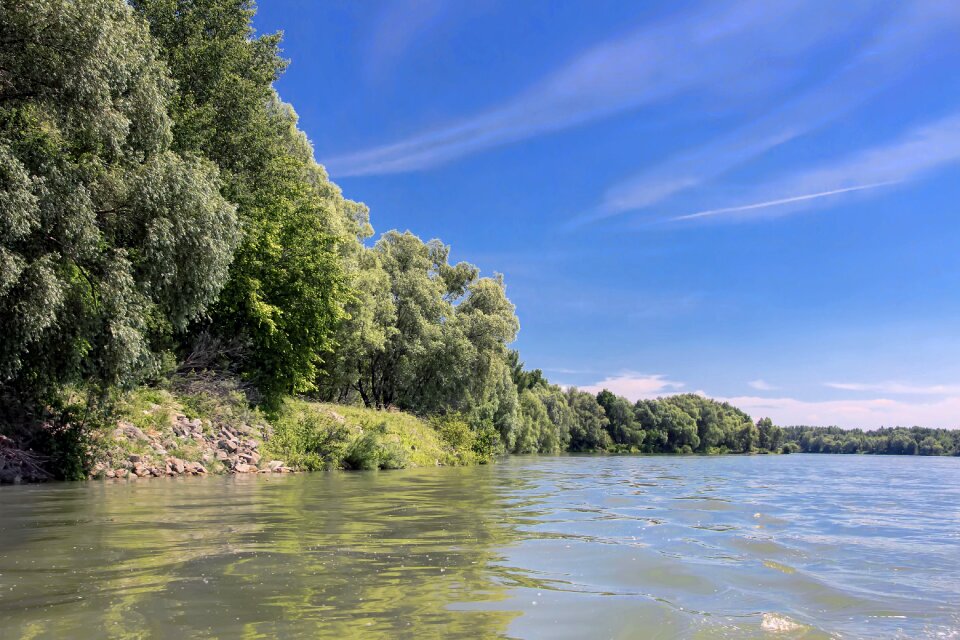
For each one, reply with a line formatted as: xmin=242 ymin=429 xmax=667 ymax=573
xmin=1 ymin=454 xmax=958 ymax=639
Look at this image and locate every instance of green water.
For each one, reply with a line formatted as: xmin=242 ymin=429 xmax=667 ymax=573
xmin=1 ymin=454 xmax=958 ymax=639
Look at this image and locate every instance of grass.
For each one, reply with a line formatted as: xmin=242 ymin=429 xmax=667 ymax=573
xmin=264 ymin=399 xmax=480 ymax=471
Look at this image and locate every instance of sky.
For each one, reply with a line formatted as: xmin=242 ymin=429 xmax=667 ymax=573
xmin=253 ymin=0 xmax=960 ymax=428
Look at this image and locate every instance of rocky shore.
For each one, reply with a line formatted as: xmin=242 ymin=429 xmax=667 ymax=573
xmin=92 ymin=412 xmax=294 ymax=480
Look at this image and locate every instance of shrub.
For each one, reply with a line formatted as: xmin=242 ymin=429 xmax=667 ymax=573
xmin=342 ymin=426 xmax=409 ymax=471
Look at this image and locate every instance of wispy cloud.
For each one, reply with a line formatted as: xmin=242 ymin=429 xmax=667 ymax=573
xmin=325 ymin=1 xmax=873 ymax=176
xmin=673 ymin=182 xmax=898 ymax=221
xmin=748 ymin=379 xmax=778 ymax=391
xmin=826 ymin=381 xmax=960 ymax=395
xmin=591 ymin=0 xmax=960 ymax=224
xmin=668 ymin=111 xmax=960 ymax=222
xmin=364 ymin=0 xmax=487 ymax=80
xmin=578 ymin=372 xmax=685 ymax=401
xmin=720 ymin=394 xmax=960 ymax=429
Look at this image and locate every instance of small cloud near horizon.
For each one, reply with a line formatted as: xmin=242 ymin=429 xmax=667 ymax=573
xmin=748 ymin=379 xmax=778 ymax=391
xmin=577 ymin=372 xmax=685 ymax=401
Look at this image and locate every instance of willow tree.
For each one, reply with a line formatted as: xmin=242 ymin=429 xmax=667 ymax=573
xmin=132 ymin=0 xmax=364 ymax=402
xmin=0 ymin=0 xmax=237 ymax=416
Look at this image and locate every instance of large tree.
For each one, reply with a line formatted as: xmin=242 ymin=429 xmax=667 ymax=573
xmin=132 ymin=0 xmax=364 ymax=401
xmin=0 ymin=0 xmax=237 ymax=414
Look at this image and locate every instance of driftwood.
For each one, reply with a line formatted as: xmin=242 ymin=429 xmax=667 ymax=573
xmin=0 ymin=435 xmax=53 ymax=483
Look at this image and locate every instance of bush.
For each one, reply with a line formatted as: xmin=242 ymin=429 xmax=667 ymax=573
xmin=342 ymin=426 xmax=408 ymax=470
xmin=267 ymin=403 xmax=352 ymax=471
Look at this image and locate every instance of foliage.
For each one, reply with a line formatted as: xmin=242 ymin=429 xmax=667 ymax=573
xmin=133 ymin=0 xmax=363 ymax=403
xmin=0 ymin=0 xmax=238 ymax=415
xmin=783 ymin=426 xmax=960 ymax=456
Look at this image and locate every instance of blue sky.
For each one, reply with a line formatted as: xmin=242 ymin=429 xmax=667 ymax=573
xmin=253 ymin=0 xmax=960 ymax=428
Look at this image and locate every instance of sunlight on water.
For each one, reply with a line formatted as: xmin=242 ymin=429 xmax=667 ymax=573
xmin=0 ymin=454 xmax=958 ymax=638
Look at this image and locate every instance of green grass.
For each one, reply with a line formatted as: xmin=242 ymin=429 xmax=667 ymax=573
xmin=264 ymin=400 xmax=478 ymax=471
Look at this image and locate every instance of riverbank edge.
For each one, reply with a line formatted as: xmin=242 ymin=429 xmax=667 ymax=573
xmin=0 ymin=376 xmax=483 ymax=485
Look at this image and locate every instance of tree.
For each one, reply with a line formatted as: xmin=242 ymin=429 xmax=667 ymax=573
xmin=133 ymin=0 xmax=360 ymax=402
xmin=566 ymin=389 xmax=611 ymax=451
xmin=0 ymin=0 xmax=237 ymax=414
xmin=596 ymin=390 xmax=644 ymax=448
xmin=757 ymin=417 xmax=784 ymax=452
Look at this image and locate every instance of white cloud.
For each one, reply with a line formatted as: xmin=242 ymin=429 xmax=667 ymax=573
xmin=719 ymin=394 xmax=960 ymax=429
xmin=578 ymin=373 xmax=685 ymax=401
xmin=669 ymin=111 xmax=960 ymax=222
xmin=825 ymin=381 xmax=960 ymax=395
xmin=672 ymin=182 xmax=898 ymax=221
xmin=574 ymin=372 xmax=960 ymax=428
xmin=325 ymin=1 xmax=873 ymax=176
xmin=592 ymin=0 xmax=960 ymax=223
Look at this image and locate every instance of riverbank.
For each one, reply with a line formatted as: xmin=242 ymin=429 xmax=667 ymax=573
xmin=0 ymin=374 xmax=485 ymax=484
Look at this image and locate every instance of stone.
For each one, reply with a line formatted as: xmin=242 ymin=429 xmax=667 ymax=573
xmin=150 ymin=467 xmax=162 ymax=477
xmin=105 ymin=469 xmax=116 ymax=479
xmin=244 ymin=439 xmax=259 ymax=450
xmin=268 ymin=460 xmax=285 ymax=472
xmin=189 ymin=418 xmax=203 ymax=430
xmin=215 ymin=450 xmax=229 ymax=461
xmin=169 ymin=458 xmax=185 ymax=474
xmin=218 ymin=439 xmax=238 ymax=452
xmin=240 ymin=452 xmax=261 ymax=465
xmin=129 ymin=454 xmax=142 ymax=463
xmin=151 ymin=443 xmax=167 ymax=454
xmin=233 ymin=463 xmax=253 ymax=473
xmin=201 ymin=452 xmax=212 ymax=463
xmin=117 ymin=421 xmax=148 ymax=441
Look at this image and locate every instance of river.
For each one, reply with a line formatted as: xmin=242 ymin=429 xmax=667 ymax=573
xmin=1 ymin=454 xmax=958 ymax=638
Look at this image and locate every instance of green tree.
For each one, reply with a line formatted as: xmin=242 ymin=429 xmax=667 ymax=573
xmin=0 ymin=0 xmax=237 ymax=413
xmin=133 ymin=0 xmax=360 ymax=402
xmin=566 ymin=389 xmax=611 ymax=451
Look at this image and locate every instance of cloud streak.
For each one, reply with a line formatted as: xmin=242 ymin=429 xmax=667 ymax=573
xmin=748 ymin=379 xmax=778 ymax=391
xmin=592 ymin=0 xmax=960 ymax=224
xmin=826 ymin=381 xmax=960 ymax=395
xmin=720 ymin=394 xmax=960 ymax=429
xmin=668 ymin=111 xmax=960 ymax=222
xmin=325 ymin=1 xmax=873 ymax=176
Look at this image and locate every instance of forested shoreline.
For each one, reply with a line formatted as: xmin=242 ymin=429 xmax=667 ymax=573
xmin=1 ymin=1 xmax=956 ymax=482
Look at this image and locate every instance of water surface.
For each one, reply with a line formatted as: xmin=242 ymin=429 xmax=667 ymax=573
xmin=1 ymin=454 xmax=958 ymax=638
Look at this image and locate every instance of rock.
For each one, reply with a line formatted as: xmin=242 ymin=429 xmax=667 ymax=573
xmin=268 ymin=460 xmax=285 ymax=471
xmin=201 ymin=452 xmax=212 ymax=463
xmin=150 ymin=467 xmax=162 ymax=477
xmin=244 ymin=439 xmax=259 ymax=450
xmin=189 ymin=418 xmax=203 ymax=430
xmin=105 ymin=469 xmax=116 ymax=479
xmin=129 ymin=454 xmax=142 ymax=463
xmin=240 ymin=452 xmax=261 ymax=465
xmin=234 ymin=424 xmax=254 ymax=436
xmin=218 ymin=439 xmax=238 ymax=452
xmin=117 ymin=421 xmax=148 ymax=441
xmin=233 ymin=463 xmax=253 ymax=473
xmin=151 ymin=443 xmax=167 ymax=454
xmin=215 ymin=450 xmax=229 ymax=461
xmin=115 ymin=469 xmax=128 ymax=479
xmin=168 ymin=458 xmax=185 ymax=474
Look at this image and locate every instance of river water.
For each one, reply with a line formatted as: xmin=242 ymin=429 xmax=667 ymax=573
xmin=1 ymin=454 xmax=958 ymax=639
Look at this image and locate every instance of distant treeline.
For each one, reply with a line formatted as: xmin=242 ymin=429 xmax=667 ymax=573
xmin=782 ymin=426 xmax=960 ymax=456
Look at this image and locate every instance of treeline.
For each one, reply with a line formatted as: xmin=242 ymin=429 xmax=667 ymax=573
xmin=782 ymin=426 xmax=960 ymax=456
